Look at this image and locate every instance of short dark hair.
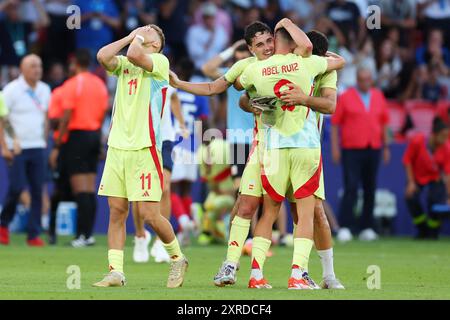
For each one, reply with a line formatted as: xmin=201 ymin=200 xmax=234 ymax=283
xmin=244 ymin=21 xmax=272 ymax=46
xmin=275 ymin=27 xmax=293 ymax=44
xmin=307 ymin=30 xmax=329 ymax=56
xmin=432 ymin=116 xmax=448 ymax=134
xmin=75 ymin=49 xmax=91 ymax=68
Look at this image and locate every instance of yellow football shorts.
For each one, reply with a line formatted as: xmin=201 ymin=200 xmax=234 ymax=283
xmin=262 ymin=148 xmax=321 ymax=202
xmin=239 ymin=141 xmax=264 ymax=197
xmin=98 ymin=146 xmax=163 ymax=202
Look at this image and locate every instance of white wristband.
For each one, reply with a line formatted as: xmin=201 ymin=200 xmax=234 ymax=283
xmin=135 ymin=35 xmax=145 ymax=44
xmin=219 ymin=47 xmax=234 ymax=61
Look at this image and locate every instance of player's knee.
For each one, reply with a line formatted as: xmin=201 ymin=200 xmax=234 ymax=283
xmin=109 ymin=206 xmax=128 ymax=223
xmin=238 ymin=199 xmax=259 ymax=219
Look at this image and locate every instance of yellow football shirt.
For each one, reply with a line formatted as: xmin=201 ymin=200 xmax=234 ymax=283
xmin=108 ymin=54 xmax=169 ymax=151
xmin=240 ymin=53 xmax=327 ymax=149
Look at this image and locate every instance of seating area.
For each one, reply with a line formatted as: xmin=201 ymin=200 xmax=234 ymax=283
xmin=387 ymin=100 xmax=450 ymax=143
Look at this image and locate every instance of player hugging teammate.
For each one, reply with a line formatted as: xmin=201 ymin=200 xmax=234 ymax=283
xmin=93 ymin=18 xmax=346 ymax=290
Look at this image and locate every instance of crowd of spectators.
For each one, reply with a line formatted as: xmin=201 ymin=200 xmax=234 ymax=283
xmin=0 ymin=0 xmax=449 ymax=102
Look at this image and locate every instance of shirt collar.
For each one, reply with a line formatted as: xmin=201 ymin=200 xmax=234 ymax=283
xmin=18 ymin=75 xmax=38 ymax=91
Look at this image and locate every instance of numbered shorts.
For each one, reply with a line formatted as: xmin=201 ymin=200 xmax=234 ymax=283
xmin=239 ymin=141 xmax=264 ymax=198
xmin=98 ymin=146 xmax=163 ymax=202
xmin=262 ymin=148 xmax=322 ymax=202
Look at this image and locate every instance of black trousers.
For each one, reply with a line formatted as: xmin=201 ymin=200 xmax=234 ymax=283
xmin=338 ymin=148 xmax=381 ymax=232
xmin=405 ymin=181 xmax=447 ymax=229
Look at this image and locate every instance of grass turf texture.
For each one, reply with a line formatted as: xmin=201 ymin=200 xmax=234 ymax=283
xmin=1 ymin=235 xmax=450 ymax=300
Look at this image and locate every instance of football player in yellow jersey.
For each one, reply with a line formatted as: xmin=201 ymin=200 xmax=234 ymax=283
xmin=236 ymin=24 xmax=345 ymax=289
xmin=170 ymin=20 xmax=345 ymax=288
xmin=93 ymin=25 xmax=187 ymax=288
xmin=198 ymin=138 xmax=235 ymax=243
xmin=239 ymin=30 xmax=345 ymax=290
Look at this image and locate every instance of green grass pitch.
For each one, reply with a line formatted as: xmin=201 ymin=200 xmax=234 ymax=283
xmin=1 ymin=235 xmax=450 ymax=300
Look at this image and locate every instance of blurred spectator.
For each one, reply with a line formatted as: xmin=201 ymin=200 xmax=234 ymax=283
xmin=418 ymin=64 xmax=447 ymax=101
xmin=0 ymin=0 xmax=49 ymax=66
xmin=54 ymin=49 xmax=108 ymax=247
xmin=45 ymin=61 xmax=67 ymax=90
xmin=418 ymin=0 xmax=450 ymax=41
xmin=380 ymin=0 xmax=416 ymax=47
xmin=279 ymin=0 xmax=325 ymax=31
xmin=326 ymin=0 xmax=366 ymax=47
xmin=260 ymin=0 xmax=284 ymax=31
xmin=121 ymin=0 xmax=157 ymax=38
xmin=194 ymin=0 xmax=233 ymax=40
xmin=74 ymin=0 xmax=121 ymax=58
xmin=416 ymin=29 xmax=450 ymax=72
xmin=42 ymin=0 xmax=76 ymax=65
xmin=186 ymin=2 xmax=229 ymax=81
xmin=157 ymin=0 xmax=189 ymax=60
xmin=0 ymin=54 xmax=51 ymax=247
xmin=331 ymin=68 xmax=390 ymax=243
xmin=403 ymin=117 xmax=450 ymax=239
xmin=376 ymin=38 xmax=403 ymax=98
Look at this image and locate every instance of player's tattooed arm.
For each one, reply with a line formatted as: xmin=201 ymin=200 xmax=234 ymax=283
xmin=97 ymin=29 xmax=140 ymax=72
xmin=170 ymin=73 xmax=231 ymax=96
xmin=280 ymin=84 xmax=336 ymax=114
xmin=275 ymin=18 xmax=312 ymax=57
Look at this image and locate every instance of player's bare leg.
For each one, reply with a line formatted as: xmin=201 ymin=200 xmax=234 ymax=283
xmin=248 ymin=195 xmax=279 ymax=289
xmin=214 ymin=194 xmax=259 ymax=287
xmin=93 ymin=197 xmax=129 ymax=287
xmin=288 ymin=195 xmax=319 ymax=290
xmin=313 ymin=200 xmax=345 ymax=289
xmin=138 ymin=201 xmax=187 ymax=288
xmin=131 ymin=203 xmax=152 ymax=263
xmin=150 ymin=169 xmax=172 ymax=263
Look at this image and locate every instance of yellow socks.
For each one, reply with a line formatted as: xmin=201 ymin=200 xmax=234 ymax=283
xmin=292 ymin=238 xmax=314 ymax=271
xmin=226 ymin=216 xmax=251 ymax=264
xmin=163 ymin=238 xmax=183 ymax=261
xmin=108 ymin=249 xmax=124 ymax=273
xmin=250 ymin=237 xmax=271 ymax=280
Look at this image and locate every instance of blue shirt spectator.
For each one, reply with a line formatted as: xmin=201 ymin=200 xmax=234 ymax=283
xmin=75 ymin=0 xmax=120 ymax=55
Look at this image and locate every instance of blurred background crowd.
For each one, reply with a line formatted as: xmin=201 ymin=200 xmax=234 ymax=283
xmin=0 ymin=0 xmax=449 ymax=248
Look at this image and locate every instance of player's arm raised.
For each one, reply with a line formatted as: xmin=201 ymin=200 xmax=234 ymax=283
xmin=126 ymin=27 xmax=162 ymax=72
xmin=202 ymin=39 xmax=247 ymax=80
xmin=97 ymin=29 xmax=139 ymax=72
xmin=325 ymin=51 xmax=346 ymax=71
xmin=275 ymin=18 xmax=312 ymax=57
xmin=280 ymin=85 xmax=336 ymax=114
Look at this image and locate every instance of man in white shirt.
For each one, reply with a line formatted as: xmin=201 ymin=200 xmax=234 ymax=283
xmin=0 ymin=54 xmax=51 ymax=247
xmin=185 ymin=3 xmax=229 ymax=82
